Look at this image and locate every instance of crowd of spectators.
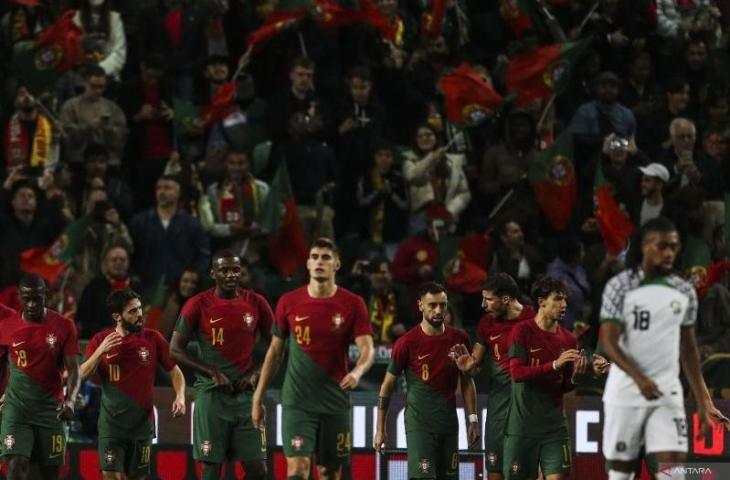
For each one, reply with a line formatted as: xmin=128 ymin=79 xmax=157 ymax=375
xmin=2 ymin=0 xmax=730 ymax=370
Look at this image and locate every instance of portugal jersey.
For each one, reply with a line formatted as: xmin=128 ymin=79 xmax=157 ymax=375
xmin=86 ymin=328 xmax=176 ymax=438
xmin=0 ymin=310 xmax=79 ymax=411
xmin=507 ymin=319 xmax=576 ymax=438
xmin=273 ymin=286 xmax=372 ymax=413
xmin=476 ymin=306 xmax=535 ymax=392
xmin=175 ymin=288 xmax=274 ymax=389
xmin=600 ymin=270 xmax=697 ymax=407
xmin=389 ymin=325 xmax=470 ymax=434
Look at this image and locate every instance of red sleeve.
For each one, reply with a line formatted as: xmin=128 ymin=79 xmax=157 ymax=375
xmin=63 ymin=318 xmax=80 ymax=357
xmin=508 ymin=324 xmax=552 ymax=381
xmin=273 ymin=294 xmax=290 ymax=338
xmin=255 ymin=293 xmax=274 ymax=338
xmin=351 ymin=295 xmax=373 ymax=339
xmin=388 ymin=335 xmax=409 ymax=375
xmin=509 ymin=356 xmax=553 ymax=382
xmin=153 ymin=331 xmax=176 ymax=371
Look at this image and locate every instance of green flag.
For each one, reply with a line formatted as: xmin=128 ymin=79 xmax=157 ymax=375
xmin=528 ymin=132 xmax=576 ymax=231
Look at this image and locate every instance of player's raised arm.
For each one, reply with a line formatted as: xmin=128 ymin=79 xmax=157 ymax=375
xmin=80 ymin=332 xmax=123 ymax=380
xmin=459 ymin=371 xmax=480 ymax=448
xmin=251 ymin=335 xmax=285 ymax=430
xmin=374 ymin=371 xmax=398 ymax=452
xmin=340 ymin=334 xmax=374 ymax=390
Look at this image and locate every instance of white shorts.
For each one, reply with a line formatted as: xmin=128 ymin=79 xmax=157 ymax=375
xmin=602 ymin=403 xmax=688 ymax=460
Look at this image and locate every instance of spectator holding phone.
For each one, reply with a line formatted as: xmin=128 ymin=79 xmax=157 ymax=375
xmin=59 ymin=64 xmax=128 ymax=167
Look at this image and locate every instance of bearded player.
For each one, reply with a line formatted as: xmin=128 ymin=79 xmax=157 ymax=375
xmin=171 ymin=251 xmax=274 ymax=480
xmin=374 ymin=282 xmax=479 ymax=480
xmin=81 ymin=289 xmax=186 ymax=479
xmin=451 ymin=273 xmax=534 ymax=479
xmin=0 ymin=274 xmax=80 ymax=480
xmin=252 ymin=238 xmax=374 ymax=480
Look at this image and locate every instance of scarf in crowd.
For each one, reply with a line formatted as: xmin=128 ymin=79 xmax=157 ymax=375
xmin=370 ymin=169 xmax=387 ymax=245
xmin=369 ymin=291 xmax=397 ymax=344
xmin=219 ymin=178 xmax=260 ymax=225
xmin=4 ymin=113 xmax=53 ymax=168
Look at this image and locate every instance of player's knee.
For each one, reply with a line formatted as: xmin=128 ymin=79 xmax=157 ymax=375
xmin=608 ymin=470 xmax=636 ymax=480
xmin=242 ymin=460 xmax=267 ymax=479
xmin=286 ymin=457 xmax=310 ymax=477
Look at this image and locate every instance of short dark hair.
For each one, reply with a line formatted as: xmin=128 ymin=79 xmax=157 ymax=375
xmin=212 ymin=249 xmax=239 ymax=265
xmin=82 ymin=63 xmax=107 ymax=79
xmin=10 ymin=180 xmax=36 ymax=199
xmin=349 ymin=65 xmax=371 ymax=82
xmin=418 ymin=281 xmax=447 ymax=299
xmin=310 ymin=237 xmax=338 ymax=256
xmin=498 ymin=218 xmax=520 ymax=236
xmin=291 ymin=55 xmax=315 ymax=72
xmin=225 ymin=148 xmax=251 ymax=161
xmin=531 ymin=276 xmax=568 ymax=304
xmin=19 ymin=273 xmax=46 ymax=290
xmin=482 ymin=273 xmax=519 ymax=299
xmin=157 ymin=174 xmax=181 ymax=186
xmin=624 ymin=217 xmax=678 ymax=269
xmin=106 ymin=288 xmax=141 ymax=316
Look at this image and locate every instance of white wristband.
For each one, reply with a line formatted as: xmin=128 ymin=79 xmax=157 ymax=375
xmin=468 ymin=414 xmax=478 ymax=424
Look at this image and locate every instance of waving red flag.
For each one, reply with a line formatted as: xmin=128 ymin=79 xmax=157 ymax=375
xmin=420 ymin=0 xmax=447 ymax=36
xmin=201 ymin=81 xmax=237 ymax=128
xmin=440 ymin=64 xmax=503 ymax=126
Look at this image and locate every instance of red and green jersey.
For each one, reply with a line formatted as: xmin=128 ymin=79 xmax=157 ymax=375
xmin=507 ymin=318 xmax=576 ymax=438
xmin=388 ymin=325 xmax=470 ymax=434
xmin=0 ymin=304 xmax=16 ymax=393
xmin=0 ymin=309 xmax=79 ymax=411
xmin=273 ymin=286 xmax=372 ymax=413
xmin=175 ymin=288 xmax=274 ymax=389
xmin=476 ymin=305 xmax=534 ymax=391
xmin=86 ymin=328 xmax=176 ymax=438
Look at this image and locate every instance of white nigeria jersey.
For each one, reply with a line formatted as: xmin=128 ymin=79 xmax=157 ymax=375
xmin=600 ymin=269 xmax=697 ymax=407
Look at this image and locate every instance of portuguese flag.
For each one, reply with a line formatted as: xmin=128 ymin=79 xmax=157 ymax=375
xmin=201 ymin=81 xmax=237 ymax=128
xmin=258 ymin=162 xmax=309 ymax=276
xmin=506 ymin=40 xmax=589 ymax=106
xmin=19 ymin=218 xmax=87 ymax=284
xmin=172 ymin=97 xmax=200 ymax=137
xmin=500 ymin=0 xmax=534 ymax=37
xmin=440 ymin=64 xmax=503 ymax=127
xmin=594 ymin=164 xmax=634 ymax=256
xmin=247 ymin=12 xmax=304 ymax=50
xmin=10 ymin=10 xmax=83 ymax=94
xmin=528 ymin=131 xmax=576 ymax=231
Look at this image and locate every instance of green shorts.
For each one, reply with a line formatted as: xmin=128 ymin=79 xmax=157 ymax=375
xmin=193 ymin=388 xmax=266 ymax=464
xmin=281 ymin=406 xmax=351 ymax=465
xmin=98 ymin=436 xmax=152 ymax=475
xmin=0 ymin=403 xmax=66 ymax=467
xmin=485 ymin=389 xmax=511 ymax=473
xmin=406 ymin=430 xmax=458 ymax=479
xmin=503 ymin=434 xmax=571 ymax=480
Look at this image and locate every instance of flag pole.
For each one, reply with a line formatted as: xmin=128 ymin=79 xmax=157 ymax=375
xmin=487 ymin=188 xmax=514 ymax=221
xmin=30 ymin=94 xmax=67 ymax=138
xmin=536 ymin=94 xmax=556 ymax=133
xmin=575 ymin=1 xmax=601 ymax=37
xmin=298 ymin=32 xmax=308 ymax=57
xmin=232 ymin=46 xmax=253 ymax=82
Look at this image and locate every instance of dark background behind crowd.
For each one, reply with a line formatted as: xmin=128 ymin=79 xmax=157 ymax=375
xmin=2 ymin=0 xmax=730 ymax=439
